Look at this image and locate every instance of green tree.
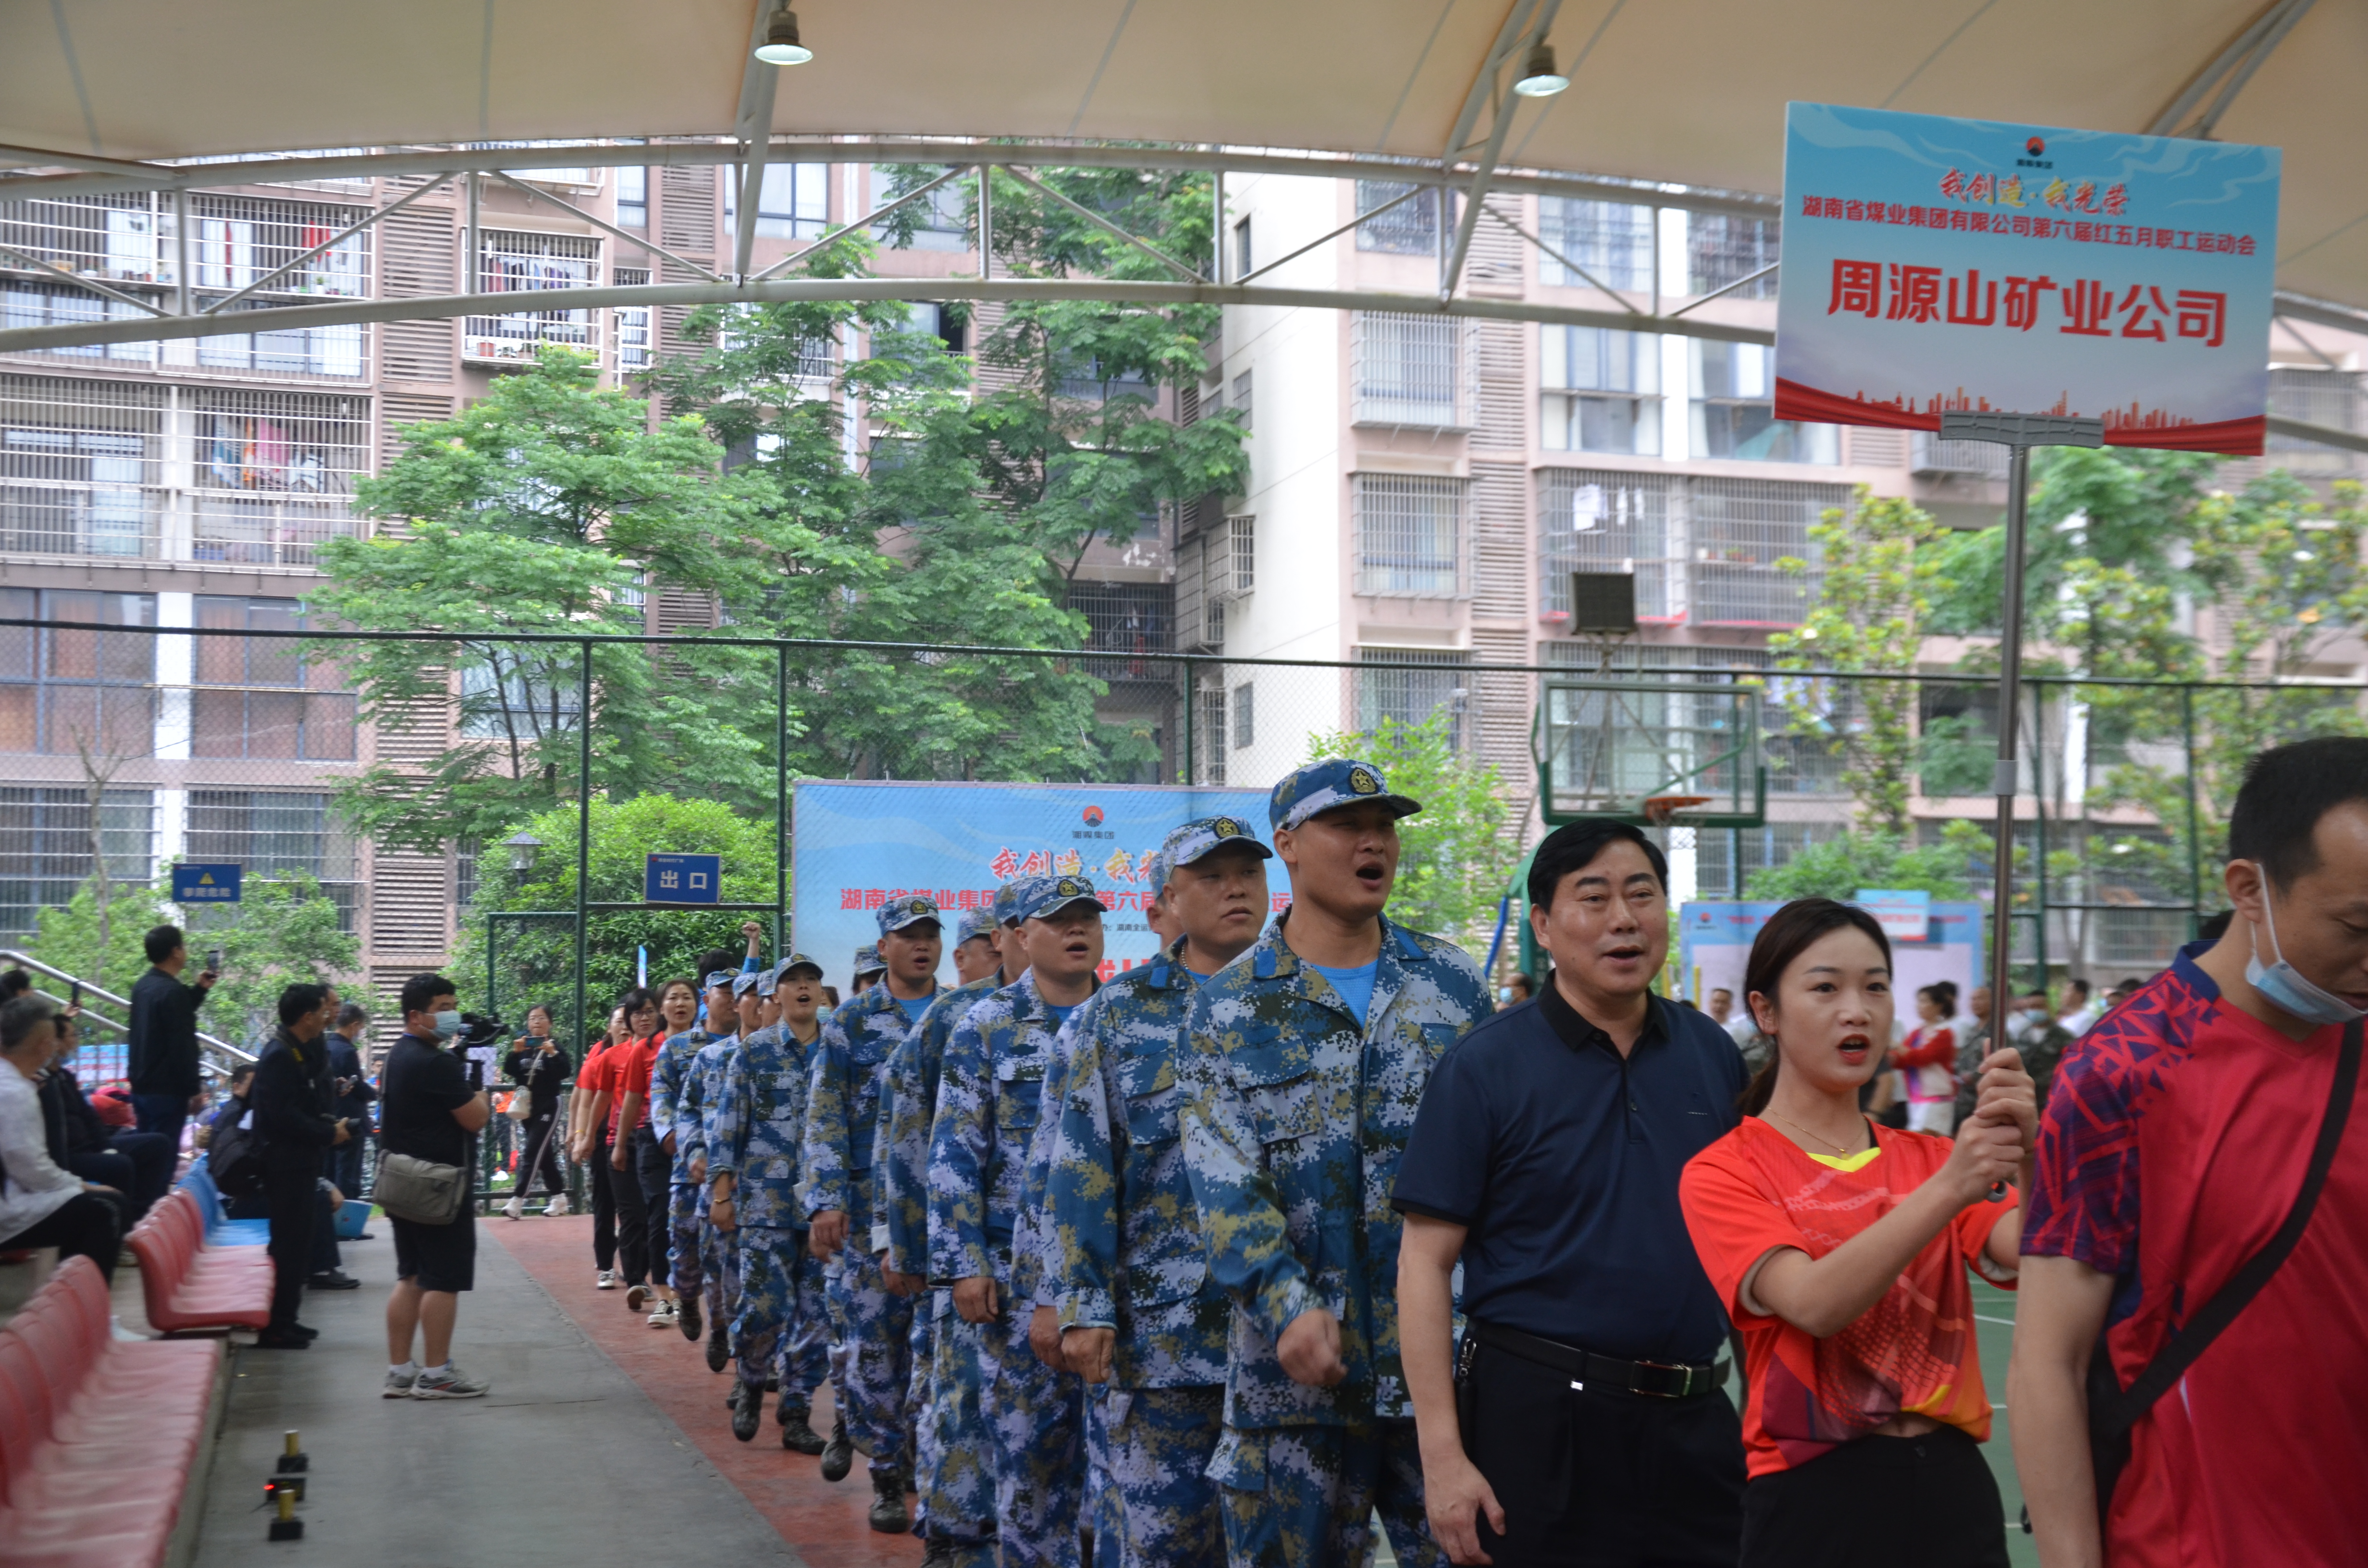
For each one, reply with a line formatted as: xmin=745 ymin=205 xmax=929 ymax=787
xmin=188 ymin=872 xmax=361 ymax=1048
xmin=26 ymin=878 xmax=179 ymax=1003
xmin=1769 ymin=490 xmax=1949 ymax=836
xmin=311 ymin=348 xmax=777 ymax=850
xmin=448 ymin=792 xmax=781 ymax=1039
xmin=1304 ymin=711 xmax=1508 ymax=946
xmin=1743 ymin=822 xmax=1985 ymax=903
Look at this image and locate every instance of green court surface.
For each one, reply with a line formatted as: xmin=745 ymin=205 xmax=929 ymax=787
xmin=1972 ymin=1278 xmax=2039 ymax=1568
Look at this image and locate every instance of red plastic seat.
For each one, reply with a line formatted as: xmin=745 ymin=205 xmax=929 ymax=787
xmin=124 ymin=1195 xmax=273 ymax=1334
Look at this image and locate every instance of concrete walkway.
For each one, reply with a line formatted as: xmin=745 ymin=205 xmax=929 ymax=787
xmin=189 ymin=1220 xmax=800 ymax=1568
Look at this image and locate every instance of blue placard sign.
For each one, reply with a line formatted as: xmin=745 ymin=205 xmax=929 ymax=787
xmin=644 ymin=853 xmax=721 ymax=905
xmin=171 ymin=863 xmax=242 ymax=904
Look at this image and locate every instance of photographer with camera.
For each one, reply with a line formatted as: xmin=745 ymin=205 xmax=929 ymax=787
xmin=381 ymin=975 xmax=493 ymax=1399
xmin=248 ymin=982 xmax=358 ymax=1349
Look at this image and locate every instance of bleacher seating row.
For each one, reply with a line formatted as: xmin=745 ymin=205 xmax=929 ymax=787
xmin=0 ymin=1257 xmax=223 ymax=1567
xmin=126 ymin=1191 xmax=273 ymax=1336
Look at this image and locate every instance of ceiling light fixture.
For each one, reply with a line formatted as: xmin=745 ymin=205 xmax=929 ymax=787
xmin=753 ymin=4 xmax=813 ymax=65
xmin=1513 ymin=41 xmax=1570 ymax=97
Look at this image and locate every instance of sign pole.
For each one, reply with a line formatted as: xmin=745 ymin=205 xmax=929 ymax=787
xmin=1939 ymin=411 xmax=2101 ymax=1034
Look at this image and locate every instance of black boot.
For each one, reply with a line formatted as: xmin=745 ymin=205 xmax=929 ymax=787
xmin=779 ymin=1401 xmax=826 ymax=1455
xmin=867 ymin=1468 xmax=911 ymax=1533
xmin=678 ymin=1291 xmax=703 ymax=1342
xmin=704 ymin=1322 xmax=731 ymax=1374
xmin=731 ymin=1383 xmax=762 ymax=1443
xmin=819 ymin=1413 xmax=854 ymax=1482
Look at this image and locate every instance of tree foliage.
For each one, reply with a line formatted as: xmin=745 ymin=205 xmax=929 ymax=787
xmin=1304 ymin=711 xmax=1508 ymax=947
xmin=1744 ymin=822 xmax=1985 ymax=903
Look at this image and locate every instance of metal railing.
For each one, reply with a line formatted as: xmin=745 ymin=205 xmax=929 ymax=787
xmin=0 ymin=948 xmax=257 ymax=1070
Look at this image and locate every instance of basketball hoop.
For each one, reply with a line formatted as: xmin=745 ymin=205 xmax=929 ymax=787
xmin=1641 ymin=794 xmax=1712 ymax=825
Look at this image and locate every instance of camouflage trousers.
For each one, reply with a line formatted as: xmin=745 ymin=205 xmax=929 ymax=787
xmin=732 ymin=1226 xmax=831 ymax=1403
xmin=913 ymin=1291 xmax=994 ymax=1547
xmin=1086 ymin=1385 xmax=1223 ymax=1568
xmin=975 ymin=1299 xmax=1085 ymax=1568
xmin=1207 ymin=1418 xmax=1442 ymax=1568
xmin=823 ymin=1241 xmax=914 ymax=1476
xmin=667 ymin=1178 xmax=703 ymax=1298
xmin=699 ymin=1214 xmax=740 ymax=1334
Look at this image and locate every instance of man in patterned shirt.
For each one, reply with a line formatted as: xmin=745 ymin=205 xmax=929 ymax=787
xmin=931 ymin=874 xmax=1101 ymax=1568
xmin=1179 ymin=758 xmax=1491 ymax=1568
xmin=1051 ymin=818 xmax=1272 ymax=1566
xmin=807 ymin=896 xmax=941 ymax=1531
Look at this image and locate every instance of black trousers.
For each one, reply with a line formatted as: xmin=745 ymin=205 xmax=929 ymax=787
xmin=516 ymin=1114 xmax=564 ymax=1196
xmin=4 ymin=1191 xmax=124 ymax=1285
xmin=229 ymin=1181 xmax=340 ymax=1274
xmin=610 ymin=1126 xmax=654 ymax=1286
xmin=590 ymin=1131 xmax=617 ymax=1269
xmin=1462 ymin=1333 xmax=1744 ymax=1568
xmin=1740 ymin=1425 xmax=2008 ymax=1568
xmin=634 ymin=1125 xmax=672 ymax=1279
xmin=263 ymin=1160 xmax=321 ymax=1330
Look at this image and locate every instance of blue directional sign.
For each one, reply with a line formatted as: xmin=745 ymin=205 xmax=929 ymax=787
xmin=644 ymin=853 xmax=721 ymax=905
xmin=171 ymin=863 xmax=242 ymax=904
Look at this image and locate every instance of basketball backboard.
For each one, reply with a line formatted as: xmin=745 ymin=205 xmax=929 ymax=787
xmin=1535 ymin=677 xmax=1766 ymax=827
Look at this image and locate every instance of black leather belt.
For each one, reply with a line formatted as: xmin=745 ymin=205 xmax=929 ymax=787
xmin=1466 ymin=1319 xmax=1729 ymax=1400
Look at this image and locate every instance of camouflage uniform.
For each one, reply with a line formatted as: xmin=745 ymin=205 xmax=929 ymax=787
xmin=1047 ymin=935 xmax=1234 ymax=1566
xmin=1180 ymin=908 xmax=1490 ymax=1568
xmin=808 ymin=977 xmax=936 ymax=1475
xmin=931 ymin=961 xmax=1090 ymax=1568
xmin=650 ymin=1026 xmax=709 ymax=1298
xmin=879 ymin=967 xmax=1006 ymax=1549
xmin=713 ymin=1011 xmax=831 ymax=1406
xmin=684 ymin=1020 xmax=746 ymax=1331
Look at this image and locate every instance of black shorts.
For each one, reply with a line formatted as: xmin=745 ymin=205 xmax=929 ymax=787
xmin=391 ymin=1208 xmax=478 ymax=1293
xmin=1741 ymin=1425 xmax=2008 ymax=1568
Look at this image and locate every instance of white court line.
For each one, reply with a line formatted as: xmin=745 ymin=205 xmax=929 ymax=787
xmin=1975 ymin=1313 xmax=2018 ymax=1327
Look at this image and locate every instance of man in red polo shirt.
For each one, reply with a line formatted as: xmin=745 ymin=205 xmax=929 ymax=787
xmin=2012 ymin=736 xmax=2368 ymax=1568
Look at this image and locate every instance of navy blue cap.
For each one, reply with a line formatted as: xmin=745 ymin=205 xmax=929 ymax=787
xmin=1009 ymin=872 xmax=1104 ymax=924
xmin=703 ymin=970 xmax=740 ymax=992
xmin=1268 ymin=757 xmax=1422 ymax=833
xmin=1160 ymin=815 xmax=1272 ymax=871
xmin=852 ymin=943 xmax=884 ymax=977
xmin=876 ymin=893 xmax=941 ymax=936
xmin=956 ymin=906 xmax=998 ymax=945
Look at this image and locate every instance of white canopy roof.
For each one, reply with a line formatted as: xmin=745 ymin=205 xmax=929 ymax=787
xmin=2 ymin=0 xmax=2362 ymax=310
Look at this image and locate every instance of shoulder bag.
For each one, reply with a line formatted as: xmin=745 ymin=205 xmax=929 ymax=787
xmin=2085 ymin=1017 xmax=2361 ymax=1526
xmin=372 ymin=1149 xmax=468 ymax=1225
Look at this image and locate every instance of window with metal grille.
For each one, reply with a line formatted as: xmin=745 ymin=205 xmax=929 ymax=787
xmin=617 ymin=166 xmax=649 ymax=229
xmin=1909 ymin=431 xmax=2012 ymax=478
xmin=0 ymin=785 xmax=156 ymax=941
xmin=1199 ymin=684 xmax=1227 ymax=784
xmin=459 ymin=655 xmax=585 ymax=741
xmin=0 ymin=192 xmax=370 ymax=297
xmin=1071 ymin=581 xmax=1174 ymax=683
xmin=1354 ymin=473 xmax=1465 ymax=598
xmin=455 ymin=839 xmax=482 ymax=912
xmin=194 ymin=298 xmax=367 ymax=378
xmin=1233 ymin=218 xmax=1252 ymax=280
xmin=0 ymin=587 xmax=156 ymax=757
xmin=1354 ymin=312 xmax=1466 ymax=428
xmin=466 ymin=230 xmax=601 ymax=361
xmin=1055 ymin=353 xmax=1154 ymax=403
xmin=1233 ymin=370 xmax=1254 ymax=433
xmin=1538 ymin=198 xmax=1654 ymax=291
xmin=189 ymin=597 xmax=355 ymax=761
xmin=0 ymin=375 xmax=165 ymax=559
xmin=1542 ymin=325 xmax=1660 ymax=455
xmin=1687 ymin=477 xmax=1848 ymax=627
xmin=724 ymin=163 xmax=829 ymax=239
xmin=1356 ymin=648 xmax=1472 ymax=749
xmin=1232 ymin=682 xmax=1256 ymax=749
xmin=871 ymin=166 xmax=969 ymax=251
xmin=1690 ymin=340 xmax=1839 ymax=465
xmin=1224 ymin=514 xmax=1256 ymax=595
xmin=0 ymin=280 xmax=160 ymax=365
xmin=185 ymin=790 xmax=358 ymax=931
xmin=1538 ymin=469 xmax=1677 ymax=621
xmin=1693 ymin=821 xmax=1847 ymax=896
xmin=1687 ymin=213 xmax=1780 ymax=298
xmin=614 ymin=266 xmax=653 ymax=368
xmin=2268 ymin=367 xmax=2360 ymax=470
xmin=1355 ymin=181 xmax=1441 ymax=255
xmin=189 ymin=387 xmax=370 ymax=567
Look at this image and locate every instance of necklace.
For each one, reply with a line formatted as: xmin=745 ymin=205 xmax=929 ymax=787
xmin=1765 ymin=1109 xmax=1869 ymax=1158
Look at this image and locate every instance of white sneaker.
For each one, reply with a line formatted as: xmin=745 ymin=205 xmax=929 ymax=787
xmin=411 ymin=1363 xmax=490 ymax=1400
xmin=503 ymin=1195 xmax=524 ymax=1221
xmin=647 ymin=1301 xmax=676 ymax=1329
xmin=597 ymin=1269 xmax=617 ymax=1290
xmin=543 ymin=1193 xmax=570 ymax=1217
xmin=383 ymin=1367 xmax=419 ymax=1397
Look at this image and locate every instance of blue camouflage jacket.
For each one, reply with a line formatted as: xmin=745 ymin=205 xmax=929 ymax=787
xmin=1048 ymin=938 xmax=1229 ymax=1388
xmin=712 ymin=1021 xmax=816 ymax=1231
xmin=676 ymin=1029 xmax=738 ymax=1172
xmin=1179 ymin=910 xmax=1489 ymax=1427
xmin=929 ymin=970 xmax=1081 ymax=1287
xmin=804 ymin=983 xmax=933 ymax=1227
xmin=875 ymin=974 xmax=1002 ymax=1276
xmin=1012 ymin=1015 xmax=1086 ymax=1308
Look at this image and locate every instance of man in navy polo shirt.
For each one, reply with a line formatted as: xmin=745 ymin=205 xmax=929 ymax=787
xmin=1395 ymin=819 xmax=1747 ymax=1568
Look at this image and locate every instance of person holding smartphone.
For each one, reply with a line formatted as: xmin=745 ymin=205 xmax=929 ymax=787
xmin=126 ymin=924 xmax=218 ymax=1152
xmin=503 ymin=1004 xmax=573 ymax=1219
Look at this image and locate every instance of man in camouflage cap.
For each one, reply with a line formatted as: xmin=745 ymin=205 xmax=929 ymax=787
xmin=711 ymin=954 xmax=834 ymax=1450
xmin=807 ymin=894 xmax=943 ymax=1530
xmin=1178 ymin=759 xmax=1491 ymax=1567
xmin=1048 ymin=818 xmax=1273 ymax=1565
xmin=879 ymin=883 xmax=1025 ymax=1563
xmin=853 ymin=943 xmax=888 ymax=992
xmin=931 ymin=873 xmax=1104 ymax=1568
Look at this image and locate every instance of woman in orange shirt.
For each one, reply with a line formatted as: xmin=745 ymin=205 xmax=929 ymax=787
xmin=571 ymin=1003 xmax=631 ymax=1289
xmin=1891 ymin=982 xmax=1960 ymax=1135
xmin=1678 ymin=898 xmax=2035 ymax=1568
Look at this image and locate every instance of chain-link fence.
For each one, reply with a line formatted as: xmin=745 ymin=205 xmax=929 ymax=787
xmin=6 ymin=617 xmax=2365 ymax=1095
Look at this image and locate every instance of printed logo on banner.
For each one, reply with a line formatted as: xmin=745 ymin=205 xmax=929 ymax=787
xmin=1774 ymin=102 xmax=2279 ymax=455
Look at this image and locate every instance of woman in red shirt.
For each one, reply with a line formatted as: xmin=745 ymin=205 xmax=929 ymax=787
xmin=1891 ymin=982 xmax=1960 ymax=1135
xmin=571 ymin=1003 xmax=631 ymax=1289
xmin=1678 ymin=898 xmax=2035 ymax=1568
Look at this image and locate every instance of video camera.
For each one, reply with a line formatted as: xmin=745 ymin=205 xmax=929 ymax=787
xmin=456 ymin=1011 xmax=507 ymax=1051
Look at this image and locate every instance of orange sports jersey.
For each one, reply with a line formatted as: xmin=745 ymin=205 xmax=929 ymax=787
xmin=1679 ymin=1118 xmax=2019 ymax=1478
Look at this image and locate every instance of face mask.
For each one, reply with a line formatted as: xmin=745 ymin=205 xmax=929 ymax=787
xmin=2012 ymin=1009 xmax=2044 ymax=1034
xmin=432 ymin=1009 xmax=465 ymax=1039
xmin=2245 ymin=863 xmax=2367 ymax=1027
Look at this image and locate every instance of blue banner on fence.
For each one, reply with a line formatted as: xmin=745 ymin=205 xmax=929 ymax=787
xmin=170 ymin=863 xmax=241 ymax=904
xmin=645 ymin=853 xmax=723 ymax=905
xmin=792 ymin=782 xmax=1270 ymax=996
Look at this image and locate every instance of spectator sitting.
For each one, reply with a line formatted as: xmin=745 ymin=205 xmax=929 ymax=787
xmin=37 ymin=1009 xmax=176 ymax=1220
xmin=0 ymin=995 xmax=131 ymax=1287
